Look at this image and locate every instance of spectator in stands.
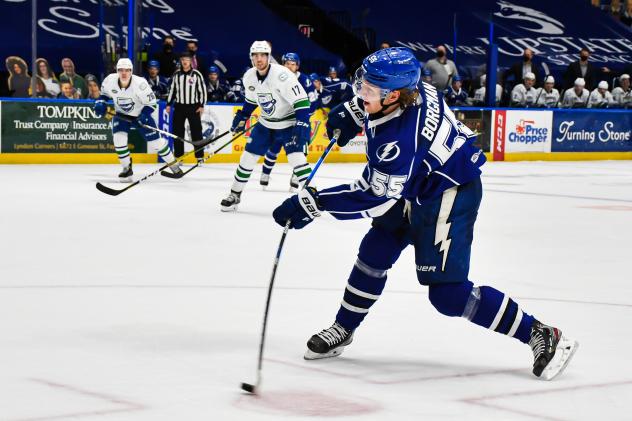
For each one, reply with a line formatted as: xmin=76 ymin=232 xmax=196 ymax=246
xmin=32 ymin=77 xmax=53 ymax=98
xmin=503 ymin=48 xmax=541 ymax=89
xmin=588 ymin=80 xmax=615 ymax=108
xmin=510 ymin=72 xmax=537 ymax=107
xmin=59 ymin=58 xmax=87 ymax=98
xmin=85 ymin=74 xmax=101 ymax=100
xmin=226 ymin=78 xmax=245 ymax=103
xmin=423 ymin=45 xmax=458 ymax=90
xmin=186 ymin=40 xmax=206 ymax=72
xmin=612 ymin=74 xmax=632 ymax=107
xmin=206 ymin=65 xmax=229 ymax=102
xmin=5 ymin=56 xmax=30 ymax=97
xmin=379 ymin=41 xmax=391 ymax=50
xmin=146 ymin=60 xmax=169 ymax=100
xmin=470 ymin=74 xmax=503 ymax=106
xmin=421 ymin=68 xmax=432 ymax=84
xmin=154 ymin=36 xmax=178 ymax=77
xmin=563 ymin=48 xmax=597 ymax=90
xmin=58 ymin=80 xmax=79 ymax=99
xmin=535 ymin=75 xmax=560 ymax=108
xmin=561 ymin=78 xmax=589 ymax=108
xmin=444 ymin=75 xmax=468 ymax=106
xmin=611 ymin=0 xmax=622 ymax=19
xmin=35 ymin=58 xmax=59 ymax=97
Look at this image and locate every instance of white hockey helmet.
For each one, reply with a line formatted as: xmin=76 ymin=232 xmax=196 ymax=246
xmin=116 ymin=58 xmax=133 ymax=71
xmin=574 ymin=77 xmax=586 ymax=87
xmin=544 ymin=75 xmax=555 ymax=84
xmin=524 ymin=72 xmax=536 ymax=81
xmin=598 ymin=80 xmax=608 ymax=90
xmin=250 ymin=40 xmax=271 ymax=56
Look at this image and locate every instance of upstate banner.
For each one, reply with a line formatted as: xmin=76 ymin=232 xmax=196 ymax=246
xmin=0 ymin=100 xmax=146 ymax=154
xmin=552 ymin=110 xmax=632 ymax=152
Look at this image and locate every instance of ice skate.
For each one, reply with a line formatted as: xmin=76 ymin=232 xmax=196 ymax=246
xmin=289 ymin=174 xmax=300 ymax=191
xmin=529 ymin=320 xmax=578 ymax=380
xmin=220 ymin=191 xmax=241 ymax=212
xmin=304 ymin=322 xmax=353 ymax=360
xmin=118 ymin=160 xmax=133 ymax=183
xmin=260 ymin=173 xmax=270 ymax=189
xmin=168 ymin=161 xmax=183 ymax=178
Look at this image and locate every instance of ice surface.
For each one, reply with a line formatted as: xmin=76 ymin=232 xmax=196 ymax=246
xmin=0 ymin=161 xmax=631 ymax=420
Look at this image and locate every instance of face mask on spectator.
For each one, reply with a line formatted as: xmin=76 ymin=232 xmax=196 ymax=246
xmin=436 ymin=50 xmax=445 ymax=58
xmin=580 ymin=54 xmax=589 ymax=62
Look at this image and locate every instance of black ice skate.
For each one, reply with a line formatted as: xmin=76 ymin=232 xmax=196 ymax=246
xmin=118 ymin=160 xmax=133 ymax=183
xmin=289 ymin=174 xmax=300 ymax=191
xmin=304 ymin=322 xmax=353 ymax=360
xmin=529 ymin=320 xmax=578 ymax=380
xmin=220 ymin=191 xmax=241 ymax=212
xmin=260 ymin=173 xmax=270 ymax=188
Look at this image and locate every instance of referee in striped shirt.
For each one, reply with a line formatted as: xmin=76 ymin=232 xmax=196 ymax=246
xmin=166 ymin=52 xmax=207 ymax=161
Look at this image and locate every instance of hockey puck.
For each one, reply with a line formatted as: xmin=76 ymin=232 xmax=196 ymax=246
xmin=240 ymin=382 xmax=257 ymax=394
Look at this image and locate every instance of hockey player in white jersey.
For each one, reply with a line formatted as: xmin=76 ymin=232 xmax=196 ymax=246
xmin=534 ymin=75 xmax=560 ymax=108
xmin=94 ymin=58 xmax=181 ymax=181
xmin=510 ymin=72 xmax=537 ymax=107
xmin=588 ymin=81 xmax=615 ymax=108
xmin=470 ymin=74 xmax=502 ymax=106
xmin=612 ymin=74 xmax=632 ymax=108
xmin=220 ymin=41 xmax=312 ymax=211
xmin=561 ymin=78 xmax=589 ymax=108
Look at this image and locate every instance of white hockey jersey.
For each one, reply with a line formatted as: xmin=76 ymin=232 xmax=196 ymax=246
xmin=588 ymin=89 xmax=614 ymax=108
xmin=534 ymin=88 xmax=560 ymax=108
xmin=471 ymin=84 xmax=503 ymax=105
xmin=243 ymin=63 xmax=310 ymax=129
xmin=100 ymin=74 xmax=157 ymax=117
xmin=561 ymin=88 xmax=589 ymax=108
xmin=611 ymin=87 xmax=632 ymax=107
xmin=511 ymin=84 xmax=537 ymax=107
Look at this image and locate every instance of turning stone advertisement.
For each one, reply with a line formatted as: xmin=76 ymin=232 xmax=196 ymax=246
xmin=1 ymin=101 xmax=146 ymax=154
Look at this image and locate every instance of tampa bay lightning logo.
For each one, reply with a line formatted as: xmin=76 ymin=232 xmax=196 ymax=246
xmin=322 ymin=94 xmax=332 ymax=105
xmin=376 ymin=141 xmax=400 ymax=162
xmin=257 ymin=93 xmax=277 ymax=115
xmin=116 ymin=97 xmax=135 ymax=113
xmin=494 ymin=1 xmax=564 ymax=35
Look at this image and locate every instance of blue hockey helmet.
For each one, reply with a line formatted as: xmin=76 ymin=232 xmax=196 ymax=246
xmin=148 ymin=60 xmax=160 ymax=69
xmin=452 ymin=74 xmax=461 ymax=82
xmin=353 ymin=47 xmax=420 ymax=101
xmin=422 ymin=68 xmax=432 ymax=77
xmin=328 ymin=66 xmax=337 ymax=75
xmin=282 ymin=52 xmax=300 ymax=65
xmin=208 ymin=65 xmax=219 ymax=74
xmin=309 ymin=73 xmax=320 ymax=82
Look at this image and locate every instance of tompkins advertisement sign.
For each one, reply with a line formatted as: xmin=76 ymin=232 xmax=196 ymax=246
xmin=0 ymin=100 xmax=146 ymax=154
xmin=552 ymin=111 xmax=632 ymax=152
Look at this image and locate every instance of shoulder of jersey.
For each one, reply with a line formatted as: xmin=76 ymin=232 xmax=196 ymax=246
xmin=131 ymin=75 xmax=149 ymax=90
xmin=270 ymin=63 xmax=294 ymax=83
xmin=103 ymin=73 xmax=118 ymax=85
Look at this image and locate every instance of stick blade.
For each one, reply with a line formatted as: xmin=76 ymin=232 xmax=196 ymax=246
xmin=240 ymin=382 xmax=257 ymax=395
xmin=95 ymin=182 xmax=125 ymax=196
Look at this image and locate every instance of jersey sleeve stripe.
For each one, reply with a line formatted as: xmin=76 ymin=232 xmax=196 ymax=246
xmin=293 ymin=99 xmax=311 ymax=109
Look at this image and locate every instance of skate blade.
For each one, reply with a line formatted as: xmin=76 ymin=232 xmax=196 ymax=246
xmin=220 ymin=204 xmax=239 ymax=212
xmin=118 ymin=176 xmax=133 ymax=183
xmin=304 ymin=346 xmax=346 ymax=360
xmin=540 ymin=336 xmax=579 ymax=381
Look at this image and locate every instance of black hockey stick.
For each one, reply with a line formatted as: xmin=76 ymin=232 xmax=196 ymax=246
xmin=241 ymin=131 xmax=339 ymax=395
xmin=95 ymin=129 xmax=230 ymax=196
xmin=109 ymin=111 xmax=213 ymax=148
xmin=160 ymin=122 xmax=258 ymax=179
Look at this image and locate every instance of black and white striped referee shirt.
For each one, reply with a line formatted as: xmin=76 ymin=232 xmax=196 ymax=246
xmin=167 ymin=68 xmax=207 ymax=106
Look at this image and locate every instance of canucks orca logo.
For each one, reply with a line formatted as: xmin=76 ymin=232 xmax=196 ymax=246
xmin=376 ymin=141 xmax=400 ymax=162
xmin=494 ymin=1 xmax=564 ymax=35
xmin=257 ymin=93 xmax=277 ymax=115
xmin=116 ymin=97 xmax=135 ymax=113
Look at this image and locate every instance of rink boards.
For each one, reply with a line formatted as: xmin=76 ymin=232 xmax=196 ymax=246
xmin=0 ymin=98 xmax=630 ymax=164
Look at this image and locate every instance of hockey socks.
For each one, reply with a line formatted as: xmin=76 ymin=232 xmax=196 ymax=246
xmin=230 ymin=151 xmax=260 ymax=193
xmin=287 ymin=152 xmax=312 ymax=186
xmin=262 ymin=144 xmax=282 ymax=176
xmin=428 ymin=281 xmax=535 ymax=344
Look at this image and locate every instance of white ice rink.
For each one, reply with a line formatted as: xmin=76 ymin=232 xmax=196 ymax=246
xmin=1 ymin=160 xmax=631 ymax=421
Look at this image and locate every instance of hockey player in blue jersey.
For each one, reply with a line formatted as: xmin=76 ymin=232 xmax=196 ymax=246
xmin=145 ymin=60 xmax=169 ymax=100
xmin=259 ymin=52 xmax=317 ymax=189
xmin=273 ymin=48 xmax=577 ymax=381
xmin=310 ymin=73 xmax=335 ymax=112
xmin=206 ymin=65 xmax=231 ymax=103
xmin=323 ymin=66 xmax=353 ymax=107
xmin=444 ymin=75 xmax=468 ymax=106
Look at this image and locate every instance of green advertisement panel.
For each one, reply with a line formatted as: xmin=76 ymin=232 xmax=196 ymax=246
xmin=1 ymin=101 xmax=146 ymax=153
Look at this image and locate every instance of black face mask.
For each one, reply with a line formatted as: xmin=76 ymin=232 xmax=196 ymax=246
xmin=580 ymin=55 xmax=589 ymax=62
xmin=437 ymin=50 xmax=445 ymax=58
xmin=164 ymin=45 xmax=173 ymax=52
xmin=523 ymin=55 xmax=530 ymax=62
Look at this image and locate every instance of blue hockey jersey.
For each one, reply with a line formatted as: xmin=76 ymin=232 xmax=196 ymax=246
xmin=443 ymin=86 xmax=468 ymax=106
xmin=297 ymin=72 xmax=317 ymax=112
xmin=323 ymin=77 xmax=353 ymax=107
xmin=146 ymin=75 xmax=170 ymax=100
xmin=318 ymin=82 xmax=486 ymax=220
xmin=313 ymin=86 xmax=335 ymax=110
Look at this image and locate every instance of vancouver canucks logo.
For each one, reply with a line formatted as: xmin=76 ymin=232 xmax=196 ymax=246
xmin=494 ymin=1 xmax=564 ymax=35
xmin=116 ymin=97 xmax=135 ymax=113
xmin=257 ymin=93 xmax=277 ymax=115
xmin=376 ymin=141 xmax=400 ymax=162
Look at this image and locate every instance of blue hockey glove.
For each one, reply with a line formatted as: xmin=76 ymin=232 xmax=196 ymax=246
xmin=136 ymin=106 xmax=154 ymax=126
xmin=326 ymin=98 xmax=364 ymax=147
xmin=231 ymin=109 xmax=248 ymax=132
xmin=291 ymin=120 xmax=311 ymax=146
xmin=93 ymin=100 xmax=107 ymax=118
xmin=273 ymin=187 xmax=322 ymax=229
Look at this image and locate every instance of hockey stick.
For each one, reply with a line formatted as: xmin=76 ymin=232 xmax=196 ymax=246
xmin=160 ymin=122 xmax=258 ymax=179
xmin=108 ymin=111 xmax=213 ymax=148
xmin=95 ymin=129 xmax=230 ymax=196
xmin=241 ymin=130 xmax=340 ymax=396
